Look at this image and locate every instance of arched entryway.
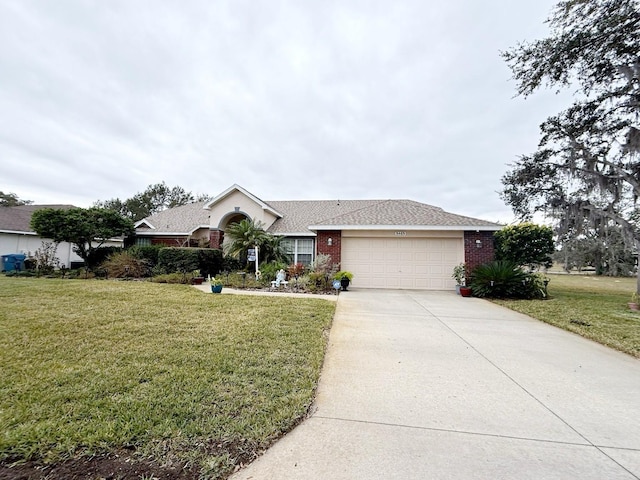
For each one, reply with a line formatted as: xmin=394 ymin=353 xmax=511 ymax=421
xmin=210 ymin=211 xmax=251 ymax=249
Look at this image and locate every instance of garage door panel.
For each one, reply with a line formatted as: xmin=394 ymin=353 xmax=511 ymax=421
xmin=399 ymin=252 xmax=413 ymax=262
xmin=371 ymin=264 xmax=385 ymax=275
xmin=415 ymin=265 xmax=428 ymax=274
xmin=414 ymin=252 xmax=428 ymax=262
xmin=342 ymin=236 xmax=463 ymax=290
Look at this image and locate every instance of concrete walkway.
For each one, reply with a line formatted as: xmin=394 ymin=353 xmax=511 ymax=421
xmin=192 ymin=284 xmax=339 ymax=302
xmin=231 ymin=289 xmax=640 ymax=479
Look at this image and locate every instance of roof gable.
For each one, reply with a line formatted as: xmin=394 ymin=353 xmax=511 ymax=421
xmin=135 ymin=202 xmax=210 ymax=235
xmin=204 ymin=184 xmax=282 ymax=218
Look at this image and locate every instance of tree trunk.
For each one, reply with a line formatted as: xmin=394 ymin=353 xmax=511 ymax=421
xmin=636 ymin=247 xmax=640 ymax=295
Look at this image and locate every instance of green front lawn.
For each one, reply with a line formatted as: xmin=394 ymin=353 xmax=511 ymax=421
xmin=0 ymin=277 xmax=335 ymax=478
xmin=493 ymin=273 xmax=640 ymax=358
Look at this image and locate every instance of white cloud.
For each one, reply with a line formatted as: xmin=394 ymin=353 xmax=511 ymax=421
xmin=0 ymin=0 xmax=566 ymax=222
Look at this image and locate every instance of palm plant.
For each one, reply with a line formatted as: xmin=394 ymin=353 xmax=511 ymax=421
xmin=261 ymin=235 xmax=291 ymax=265
xmin=469 ymin=260 xmax=546 ymax=299
xmin=223 ymin=218 xmax=268 ymax=265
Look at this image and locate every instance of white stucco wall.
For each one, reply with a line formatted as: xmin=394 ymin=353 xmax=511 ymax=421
xmin=208 ymin=190 xmax=279 ymax=229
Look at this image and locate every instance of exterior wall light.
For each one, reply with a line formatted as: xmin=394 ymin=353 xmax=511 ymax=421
xmin=327 ymin=237 xmax=333 ymax=246
xmin=475 ymin=239 xmax=482 ymax=248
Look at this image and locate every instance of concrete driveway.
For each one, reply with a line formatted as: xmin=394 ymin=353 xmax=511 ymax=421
xmin=231 ymin=289 xmax=640 ymax=479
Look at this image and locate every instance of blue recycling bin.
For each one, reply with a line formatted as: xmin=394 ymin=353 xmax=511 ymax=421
xmin=1 ymin=253 xmax=27 ymax=272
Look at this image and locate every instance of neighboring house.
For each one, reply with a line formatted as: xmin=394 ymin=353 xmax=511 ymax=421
xmin=135 ymin=184 xmax=502 ymax=290
xmin=0 ymin=204 xmax=123 ymax=269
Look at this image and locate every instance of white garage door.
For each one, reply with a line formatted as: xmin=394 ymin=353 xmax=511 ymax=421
xmin=341 ymin=236 xmax=463 ymax=290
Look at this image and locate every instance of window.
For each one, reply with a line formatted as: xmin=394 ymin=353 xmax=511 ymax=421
xmin=136 ymin=237 xmax=151 ymax=246
xmin=282 ymin=238 xmax=315 ymax=266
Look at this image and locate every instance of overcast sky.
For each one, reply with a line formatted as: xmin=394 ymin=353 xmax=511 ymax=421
xmin=1 ymin=0 xmax=568 ymax=223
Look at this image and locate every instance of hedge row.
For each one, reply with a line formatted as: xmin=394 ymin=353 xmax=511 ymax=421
xmin=157 ymin=247 xmax=223 ymax=278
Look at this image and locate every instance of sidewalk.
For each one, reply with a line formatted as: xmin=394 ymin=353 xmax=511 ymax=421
xmin=230 ymin=289 xmax=640 ymax=479
xmin=192 ymin=283 xmax=339 ymax=301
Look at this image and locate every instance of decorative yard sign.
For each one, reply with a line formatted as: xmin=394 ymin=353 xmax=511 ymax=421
xmin=250 ymin=245 xmax=260 ymax=279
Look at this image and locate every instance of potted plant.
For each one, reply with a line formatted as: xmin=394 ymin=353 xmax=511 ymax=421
xmin=210 ymin=277 xmax=223 ymax=294
xmin=452 ymin=263 xmax=467 ymax=294
xmin=334 ymin=271 xmax=354 ymax=291
xmin=629 ymin=292 xmax=639 ymax=311
xmin=191 ymin=269 xmax=204 ymax=285
xmin=459 ymin=286 xmax=473 ymax=297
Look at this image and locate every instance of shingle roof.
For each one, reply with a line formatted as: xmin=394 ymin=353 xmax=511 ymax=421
xmin=0 ymin=205 xmax=76 ymax=233
xmin=306 ymin=199 xmax=501 ymax=229
xmin=264 ymin=200 xmax=382 ymax=234
xmin=135 ymin=201 xmax=210 ymax=234
xmin=136 ymin=198 xmax=501 ymax=235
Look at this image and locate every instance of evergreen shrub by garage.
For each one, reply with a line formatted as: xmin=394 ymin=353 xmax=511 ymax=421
xmin=469 ymin=260 xmax=547 ymax=299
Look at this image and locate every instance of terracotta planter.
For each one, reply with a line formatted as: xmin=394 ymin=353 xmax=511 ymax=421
xmin=459 ymin=286 xmax=472 ymax=297
xmin=191 ymin=277 xmax=204 ymax=285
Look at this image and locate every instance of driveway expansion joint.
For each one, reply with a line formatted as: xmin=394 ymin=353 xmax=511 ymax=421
xmin=311 ymin=414 xmax=594 ymax=448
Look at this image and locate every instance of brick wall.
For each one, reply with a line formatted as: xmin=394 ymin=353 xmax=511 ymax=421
xmin=151 ymin=237 xmax=188 ymax=247
xmin=464 ymin=231 xmax=495 ymax=272
xmin=316 ymin=231 xmax=342 ymax=267
xmin=210 ymin=230 xmax=223 ymax=249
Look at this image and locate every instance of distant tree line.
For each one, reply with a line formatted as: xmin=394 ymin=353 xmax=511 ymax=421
xmin=95 ymin=181 xmax=211 ymax=221
xmin=0 ymin=191 xmax=32 ymax=206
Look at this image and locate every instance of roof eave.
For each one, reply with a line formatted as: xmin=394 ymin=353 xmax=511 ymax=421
xmin=189 ymin=225 xmax=211 ymax=235
xmin=135 ymin=231 xmax=190 ymax=236
xmin=268 ymin=231 xmax=317 ymax=237
xmin=307 ymin=224 xmax=502 ymax=232
xmin=0 ymin=229 xmax=37 ymax=235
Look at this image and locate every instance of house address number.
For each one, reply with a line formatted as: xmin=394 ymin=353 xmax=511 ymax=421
xmin=394 ymin=231 xmax=407 ymax=236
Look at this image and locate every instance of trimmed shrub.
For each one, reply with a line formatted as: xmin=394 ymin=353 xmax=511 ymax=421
xmin=197 ymin=248 xmax=223 ymax=278
xmin=156 ymin=247 xmax=223 ymax=278
xmin=494 ymin=223 xmax=554 ymax=270
xmin=157 ymin=248 xmax=200 ymax=274
xmin=128 ymin=244 xmax=166 ymax=268
xmin=470 ymin=260 xmax=546 ymax=299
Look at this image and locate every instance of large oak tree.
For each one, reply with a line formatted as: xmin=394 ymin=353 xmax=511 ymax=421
xmin=500 ymin=0 xmax=640 ymax=290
